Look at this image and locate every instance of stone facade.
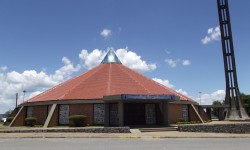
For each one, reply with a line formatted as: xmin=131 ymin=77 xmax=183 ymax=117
xmin=178 ymin=123 xmax=250 ymax=133
xmin=0 ymin=127 xmax=131 ymax=133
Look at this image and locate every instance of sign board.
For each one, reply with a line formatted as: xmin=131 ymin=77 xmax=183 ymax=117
xmin=121 ymin=94 xmax=176 ymax=100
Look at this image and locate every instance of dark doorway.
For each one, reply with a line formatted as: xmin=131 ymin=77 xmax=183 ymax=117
xmin=124 ymin=103 xmax=145 ymax=125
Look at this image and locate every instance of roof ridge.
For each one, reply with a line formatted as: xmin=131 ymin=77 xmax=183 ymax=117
xmin=117 ymin=65 xmax=151 ymax=94
xmin=106 ymin=63 xmax=112 ymax=95
xmin=58 ymin=65 xmax=105 ymax=99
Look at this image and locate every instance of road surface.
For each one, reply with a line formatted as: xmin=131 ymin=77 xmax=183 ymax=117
xmin=0 ymin=138 xmax=249 ymax=150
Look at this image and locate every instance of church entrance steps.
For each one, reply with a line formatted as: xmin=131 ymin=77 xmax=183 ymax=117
xmin=131 ymin=126 xmax=177 ymax=132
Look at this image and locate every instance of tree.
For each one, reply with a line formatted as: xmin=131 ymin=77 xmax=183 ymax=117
xmin=211 ymin=100 xmax=223 ymax=117
xmin=240 ymin=93 xmax=250 ymax=115
xmin=5 ymin=110 xmax=13 ymax=118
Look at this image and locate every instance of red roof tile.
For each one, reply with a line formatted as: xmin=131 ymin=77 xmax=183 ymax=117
xmin=27 ymin=63 xmax=194 ymax=103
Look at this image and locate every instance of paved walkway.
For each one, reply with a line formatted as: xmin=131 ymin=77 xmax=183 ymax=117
xmin=0 ymin=131 xmax=250 ymax=138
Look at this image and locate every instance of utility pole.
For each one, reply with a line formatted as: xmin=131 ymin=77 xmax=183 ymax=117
xmin=23 ymin=90 xmax=26 ymax=102
xmin=199 ymin=92 xmax=202 ymax=105
xmin=15 ymin=93 xmax=18 ymax=108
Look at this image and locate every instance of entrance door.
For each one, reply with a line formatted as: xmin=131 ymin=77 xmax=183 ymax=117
xmin=59 ymin=105 xmax=69 ymax=125
xmin=124 ymin=103 xmax=145 ymax=125
xmin=109 ymin=104 xmax=119 ymax=126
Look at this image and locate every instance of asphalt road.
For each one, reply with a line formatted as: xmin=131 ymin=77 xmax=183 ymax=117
xmin=1 ymin=138 xmax=250 ymax=150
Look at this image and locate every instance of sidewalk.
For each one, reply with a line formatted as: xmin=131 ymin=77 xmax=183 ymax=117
xmin=1 ymin=121 xmax=250 ymax=138
xmin=1 ymin=130 xmax=250 ymax=138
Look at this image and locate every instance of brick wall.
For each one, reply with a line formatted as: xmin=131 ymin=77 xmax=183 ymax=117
xmin=168 ymin=103 xmax=182 ymax=124
xmin=69 ymin=104 xmax=94 ymax=125
xmin=32 ymin=105 xmax=48 ymax=125
xmin=189 ymin=105 xmax=200 ymax=121
xmin=189 ymin=105 xmax=210 ymax=122
xmin=11 ymin=107 xmax=26 ymax=126
xmin=10 ymin=108 xmax=18 ymax=117
xmin=48 ymin=105 xmax=59 ymax=127
xmin=198 ymin=106 xmax=210 ymax=121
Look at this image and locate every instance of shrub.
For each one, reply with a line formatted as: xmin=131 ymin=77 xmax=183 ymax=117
xmin=69 ymin=115 xmax=87 ymax=127
xmin=177 ymin=118 xmax=185 ymax=122
xmin=6 ymin=117 xmax=14 ymax=123
xmin=25 ymin=117 xmax=37 ymax=127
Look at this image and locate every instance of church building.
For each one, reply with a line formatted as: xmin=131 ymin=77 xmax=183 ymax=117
xmin=9 ymin=50 xmax=209 ymax=127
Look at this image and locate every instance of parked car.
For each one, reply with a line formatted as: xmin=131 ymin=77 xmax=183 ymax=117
xmin=2 ymin=118 xmax=6 ymax=122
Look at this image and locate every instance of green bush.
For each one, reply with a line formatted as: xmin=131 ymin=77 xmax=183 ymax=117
xmin=176 ymin=121 xmax=201 ymax=124
xmin=69 ymin=115 xmax=87 ymax=127
xmin=6 ymin=117 xmax=14 ymax=123
xmin=176 ymin=120 xmax=212 ymax=125
xmin=25 ymin=117 xmax=37 ymax=127
xmin=177 ymin=118 xmax=185 ymax=122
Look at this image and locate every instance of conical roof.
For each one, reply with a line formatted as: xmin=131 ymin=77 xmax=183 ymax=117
xmin=26 ymin=50 xmax=194 ymax=103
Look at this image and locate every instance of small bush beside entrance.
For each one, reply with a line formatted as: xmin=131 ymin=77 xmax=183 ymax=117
xmin=25 ymin=117 xmax=37 ymax=127
xmin=69 ymin=115 xmax=87 ymax=127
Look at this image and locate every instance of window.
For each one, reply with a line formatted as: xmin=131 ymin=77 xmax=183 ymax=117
xmin=59 ymin=105 xmax=69 ymax=125
xmin=93 ymin=104 xmax=105 ymax=124
xmin=26 ymin=106 xmax=33 ymax=117
xmin=182 ymin=105 xmax=189 ymax=122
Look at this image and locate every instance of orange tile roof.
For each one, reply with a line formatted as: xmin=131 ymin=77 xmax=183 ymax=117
xmin=27 ymin=63 xmax=194 ymax=103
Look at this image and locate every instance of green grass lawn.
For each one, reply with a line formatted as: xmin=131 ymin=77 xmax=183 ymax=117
xmin=0 ymin=122 xmax=5 ymax=129
xmin=50 ymin=125 xmax=104 ymax=128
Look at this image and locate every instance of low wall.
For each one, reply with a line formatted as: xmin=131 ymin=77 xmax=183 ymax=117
xmin=178 ymin=123 xmax=250 ymax=134
xmin=0 ymin=127 xmax=131 ymax=133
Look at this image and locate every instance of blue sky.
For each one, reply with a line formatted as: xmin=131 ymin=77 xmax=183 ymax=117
xmin=0 ymin=0 xmax=250 ymax=113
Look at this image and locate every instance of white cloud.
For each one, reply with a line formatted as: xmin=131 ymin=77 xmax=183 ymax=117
xmin=153 ymin=78 xmax=189 ymax=97
xmin=152 ymin=77 xmax=225 ymax=105
xmin=165 ymin=59 xmax=178 ymax=68
xmin=201 ymin=26 xmax=221 ymax=44
xmin=79 ymin=48 xmax=157 ymax=73
xmin=176 ymin=89 xmax=188 ymax=96
xmin=28 ymin=91 xmax=42 ymax=99
xmin=165 ymin=50 xmax=171 ymax=55
xmin=1 ymin=66 xmax=7 ymax=71
xmin=116 ymin=48 xmax=157 ymax=73
xmin=152 ymin=78 xmax=174 ymax=88
xmin=0 ymin=57 xmax=80 ymax=114
xmin=52 ymin=57 xmax=81 ymax=81
xmin=165 ymin=58 xmax=190 ymax=68
xmin=182 ymin=59 xmax=191 ymax=66
xmin=79 ymin=49 xmax=106 ymax=69
xmin=100 ymin=29 xmax=112 ymax=39
xmin=195 ymin=90 xmax=225 ymax=105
